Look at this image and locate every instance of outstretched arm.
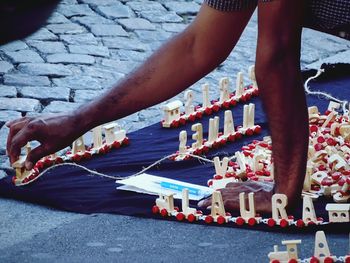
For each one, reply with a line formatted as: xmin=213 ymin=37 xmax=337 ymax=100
xmin=7 ymin=4 xmax=255 ymax=169
xmin=199 ymin=0 xmax=308 ymax=213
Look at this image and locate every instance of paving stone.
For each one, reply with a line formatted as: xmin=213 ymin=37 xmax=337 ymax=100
xmin=89 ymin=24 xmax=128 ymax=37
xmin=117 ymin=50 xmax=149 ymax=62
xmin=134 ymin=30 xmax=172 ymax=42
xmin=52 ymin=75 xmax=102 ymax=90
xmin=68 ymin=45 xmax=110 ymax=57
xmin=0 ymin=170 xmax=7 ymax=180
xmin=4 ymin=74 xmax=51 ymax=86
xmin=18 ymin=86 xmax=70 ymax=102
xmin=57 ymin=4 xmax=96 ymax=18
xmin=162 ymin=23 xmax=187 ymax=33
xmin=46 ymin=23 xmax=86 ymax=34
xmin=26 ymin=41 xmax=67 ymax=54
xmin=73 ymin=89 xmax=104 ymax=103
xmin=60 ymin=33 xmax=98 ymax=45
xmin=80 ymin=0 xmax=117 ymax=5
xmin=80 ymin=66 xmax=124 ymax=80
xmin=141 ymin=10 xmax=183 ymax=23
xmin=42 ymin=101 xmax=81 ymax=113
xmin=0 ymin=154 xmax=11 ymax=173
xmin=0 ymin=41 xmax=28 ymax=52
xmin=18 ymin=63 xmax=72 ymax=77
xmin=164 ymin=1 xmax=200 ymax=15
xmin=0 ymin=110 xmax=22 ymax=126
xmin=0 ymin=98 xmax=41 ymax=112
xmin=100 ymin=59 xmax=138 ymax=74
xmin=126 ymin=1 xmax=166 ymax=12
xmin=0 ymin=86 xmax=17 ymax=97
xmin=95 ymin=4 xmax=134 ymax=19
xmin=26 ymin=28 xmax=58 ymax=41
xmin=47 ymin=12 xmax=71 ymax=24
xmin=0 ymin=61 xmax=14 ymax=74
xmin=71 ymin=15 xmax=113 ymax=26
xmin=47 ymin=53 xmax=95 ymax=65
xmin=4 ymin=50 xmax=44 ymax=64
xmin=306 ymin=50 xmax=350 ymax=69
xmin=102 ymin=37 xmax=149 ymax=51
xmin=0 ymin=126 xmax=9 ymax=155
xmin=118 ymin=18 xmax=156 ymax=31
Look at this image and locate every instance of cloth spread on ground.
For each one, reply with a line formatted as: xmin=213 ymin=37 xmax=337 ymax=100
xmin=0 ymin=64 xmax=349 ymax=231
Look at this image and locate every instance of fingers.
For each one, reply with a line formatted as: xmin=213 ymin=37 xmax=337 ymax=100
xmin=25 ymin=146 xmax=51 ymax=170
xmin=7 ymin=119 xmax=32 ymax=163
xmin=8 ymin=125 xmax=36 ymax=164
xmin=197 ymin=197 xmax=211 ymax=208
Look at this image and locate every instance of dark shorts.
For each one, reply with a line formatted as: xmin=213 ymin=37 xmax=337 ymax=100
xmin=204 ymin=0 xmax=350 ymax=39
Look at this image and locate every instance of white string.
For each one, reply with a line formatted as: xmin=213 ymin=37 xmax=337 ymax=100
xmin=30 ymin=153 xmax=216 ymax=183
xmin=304 ymin=68 xmax=349 ymax=113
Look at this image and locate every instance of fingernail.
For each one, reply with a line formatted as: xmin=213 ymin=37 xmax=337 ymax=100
xmin=25 ymin=162 xmax=33 ymax=170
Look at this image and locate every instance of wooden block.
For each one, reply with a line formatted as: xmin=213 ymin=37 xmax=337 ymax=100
xmin=339 ymin=124 xmax=350 ymax=142
xmin=272 ymin=194 xmax=288 ymax=221
xmin=163 ymin=100 xmax=182 ymax=126
xmin=330 ymin=122 xmax=340 ymax=136
xmin=213 ymin=156 xmax=229 ymax=176
xmin=224 ymin=110 xmax=234 ymax=136
xmin=103 ymin=122 xmax=117 ymax=145
xmin=308 ymin=106 xmax=319 ymax=115
xmin=268 ymin=245 xmax=289 ymax=262
xmin=156 ymin=193 xmax=175 ymax=212
xmin=303 ymin=165 xmax=313 ymax=192
xmin=327 ymin=101 xmax=341 ymax=111
xmin=302 ymin=195 xmax=317 ymax=223
xmin=208 ymin=117 xmax=219 ymax=143
xmin=311 ymin=171 xmax=328 ymax=185
xmin=210 ymin=191 xmax=226 ymax=217
xmin=239 ymin=192 xmax=256 ymax=220
xmin=243 ymin=105 xmax=249 ymax=129
xmin=314 ymin=231 xmax=331 ymax=260
xmin=72 ymin=136 xmax=85 ymax=154
xmin=235 ymin=151 xmax=246 ymax=174
xmin=219 ymin=77 xmax=230 ymax=103
xmin=92 ymin=126 xmax=103 ymax=149
xmin=281 ymin=240 xmax=302 ymax=260
xmin=321 ymin=111 xmax=336 ymax=129
xmin=179 ymin=130 xmax=187 ymax=155
xmin=252 ymin=153 xmax=264 ymax=172
xmin=328 ymin=154 xmax=349 ymax=171
xmin=184 ymin=90 xmax=194 ymax=115
xmin=248 ymin=65 xmax=257 ymax=89
xmin=181 ymin=188 xmax=197 ymax=216
xmin=202 ymin=83 xmax=211 ymax=108
xmin=325 ymin=203 xmax=350 ymax=223
xmin=333 ymin=190 xmax=350 ymax=203
xmin=191 ymin=123 xmax=203 ymax=149
xmin=247 ymin=103 xmax=255 ymax=128
xmin=235 ymin=72 xmax=244 ymax=98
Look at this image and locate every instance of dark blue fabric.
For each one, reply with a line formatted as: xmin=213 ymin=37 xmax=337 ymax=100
xmin=0 ymin=67 xmax=349 ymax=230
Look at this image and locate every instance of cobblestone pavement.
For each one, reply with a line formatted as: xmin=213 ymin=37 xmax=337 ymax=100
xmin=0 ymin=0 xmax=350 ymax=176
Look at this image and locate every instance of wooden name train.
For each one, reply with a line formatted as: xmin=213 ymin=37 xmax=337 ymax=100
xmin=12 ymin=122 xmax=129 ymax=186
xmin=162 ymin=66 xmax=259 ymax=128
xmin=152 ymin=189 xmax=350 ymax=228
xmin=171 ymin=103 xmax=261 ymax=161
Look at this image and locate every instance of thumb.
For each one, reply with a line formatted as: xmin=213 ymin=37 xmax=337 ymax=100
xmin=25 ymin=145 xmax=50 ymax=170
xmin=198 ymin=197 xmax=212 ymax=208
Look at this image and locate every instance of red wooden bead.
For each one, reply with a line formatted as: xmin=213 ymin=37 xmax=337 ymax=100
xmin=214 ymin=175 xmax=223 ymax=180
xmin=212 ymin=105 xmax=220 ymax=112
xmin=83 ymin=152 xmax=92 ymax=159
xmin=254 ymin=126 xmax=262 ymax=134
xmin=228 ymin=134 xmax=235 ymax=142
xmin=217 ymin=215 xmax=226 ymax=225
xmin=247 ymin=218 xmax=256 ymax=226
xmin=176 ymin=212 xmax=185 ymax=221
xmin=230 ymin=99 xmax=237 ymax=106
xmin=55 ymin=157 xmax=64 ymax=164
xmin=171 ymin=120 xmax=179 ymax=128
xmin=222 ymin=101 xmax=230 ymax=109
xmin=271 ymin=260 xmax=280 ymax=263
xmin=188 ymin=115 xmax=196 ymax=122
xmin=317 ymin=136 xmax=325 ymax=143
xmin=314 ymin=143 xmax=324 ymax=151
xmin=310 ymin=125 xmax=318 ymax=133
xmin=310 ymin=256 xmax=320 ymax=263
xmin=160 ymin=209 xmax=168 ymax=217
xmin=288 ymin=259 xmax=298 ymax=263
xmin=205 ymin=215 xmax=213 ymax=224
xmin=207 ymin=180 xmax=213 ymax=187
xmin=296 ymin=219 xmax=304 ymax=228
xmin=267 ymin=218 xmax=276 ymax=227
xmin=235 ymin=133 xmax=242 ymax=140
xmin=112 ymin=141 xmax=121 ymax=149
xmin=187 ymin=214 xmax=196 ymax=223
xmin=344 ymin=255 xmax=350 ymax=263
xmin=324 ymin=257 xmax=334 ymax=263
xmin=122 ymin=137 xmax=129 ymax=145
xmin=152 ymin=206 xmax=159 ymax=214
xmin=195 ymin=111 xmax=203 ymax=119
xmin=73 ymin=154 xmax=82 ymax=162
xmin=246 ymin=128 xmax=254 ymax=136
xmin=279 ymin=219 xmax=289 ymax=228
xmin=204 ymin=108 xmax=212 ymax=115
xmin=235 ymin=217 xmax=245 ymax=226
xmin=326 ymin=138 xmax=337 ymax=146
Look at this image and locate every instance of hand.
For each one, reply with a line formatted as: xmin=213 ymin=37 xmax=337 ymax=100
xmin=198 ymin=180 xmax=274 ymax=214
xmin=6 ymin=113 xmax=83 ymax=170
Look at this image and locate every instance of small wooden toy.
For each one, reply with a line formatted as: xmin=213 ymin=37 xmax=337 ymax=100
xmin=208 ymin=116 xmax=219 ymax=143
xmin=243 ymin=103 xmax=255 ymax=130
xmin=162 ymin=100 xmax=182 ymax=128
xmin=235 ymin=72 xmax=244 ymax=98
xmin=12 ymin=156 xmax=31 ymax=183
xmin=268 ymin=239 xmax=301 ymax=263
xmin=224 ymin=110 xmax=235 ymax=136
xmin=103 ymin=122 xmax=126 ymax=145
xmin=271 ymin=194 xmax=292 ymax=226
xmin=207 ymin=191 xmax=231 ymax=224
xmin=248 ymin=65 xmax=257 ymax=89
xmin=184 ymin=90 xmax=194 ymax=115
xmin=154 ymin=193 xmax=177 ymax=217
xmin=72 ymin=136 xmax=85 ymax=155
xmin=325 ymin=203 xmax=350 ymax=223
xmin=238 ymin=192 xmax=261 ymax=224
xmin=191 ymin=123 xmax=203 ymax=149
xmin=202 ymin=83 xmax=211 ymax=108
xmin=177 ymin=188 xmax=202 ymax=222
xmin=179 ymin=130 xmax=187 ymax=155
xmin=92 ymin=126 xmax=103 ymax=149
xmin=213 ymin=156 xmax=229 ymax=177
xmin=219 ymin=77 xmax=230 ymax=103
xmin=302 ymin=195 xmax=322 ymax=224
xmin=313 ymin=231 xmax=336 ymax=263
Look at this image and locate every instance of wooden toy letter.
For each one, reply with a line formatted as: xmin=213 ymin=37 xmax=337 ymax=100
xmin=272 ymin=194 xmax=288 ymax=221
xmin=239 ymin=192 xmax=256 ymax=219
xmin=208 ymin=117 xmax=219 ymax=143
xmin=202 ymin=83 xmax=211 ymax=108
xmin=179 ymin=130 xmax=187 ymax=155
xmin=213 ymin=156 xmax=229 ymax=176
xmin=302 ymin=195 xmax=317 ymax=222
xmin=92 ymin=126 xmax=103 ymax=149
xmin=235 ymin=72 xmax=244 ymax=98
xmin=72 ymin=136 xmax=85 ymax=154
xmin=185 ymin=90 xmax=194 ymax=115
xmin=224 ymin=110 xmax=234 ymax=136
xmin=219 ymin=77 xmax=230 ymax=103
xmin=243 ymin=103 xmax=255 ymax=129
xmin=210 ymin=191 xmax=226 ymax=217
xmin=182 ymin=189 xmax=196 ymax=216
xmin=191 ymin=124 xmax=203 ymax=149
xmin=104 ymin=125 xmax=116 ymax=145
xmin=314 ymin=231 xmax=331 ymax=259
xmin=248 ymin=65 xmax=257 ymax=89
xmin=156 ymin=193 xmax=175 ymax=211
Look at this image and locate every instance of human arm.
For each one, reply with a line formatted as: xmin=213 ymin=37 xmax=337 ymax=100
xmin=6 ymin=4 xmax=255 ymax=169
